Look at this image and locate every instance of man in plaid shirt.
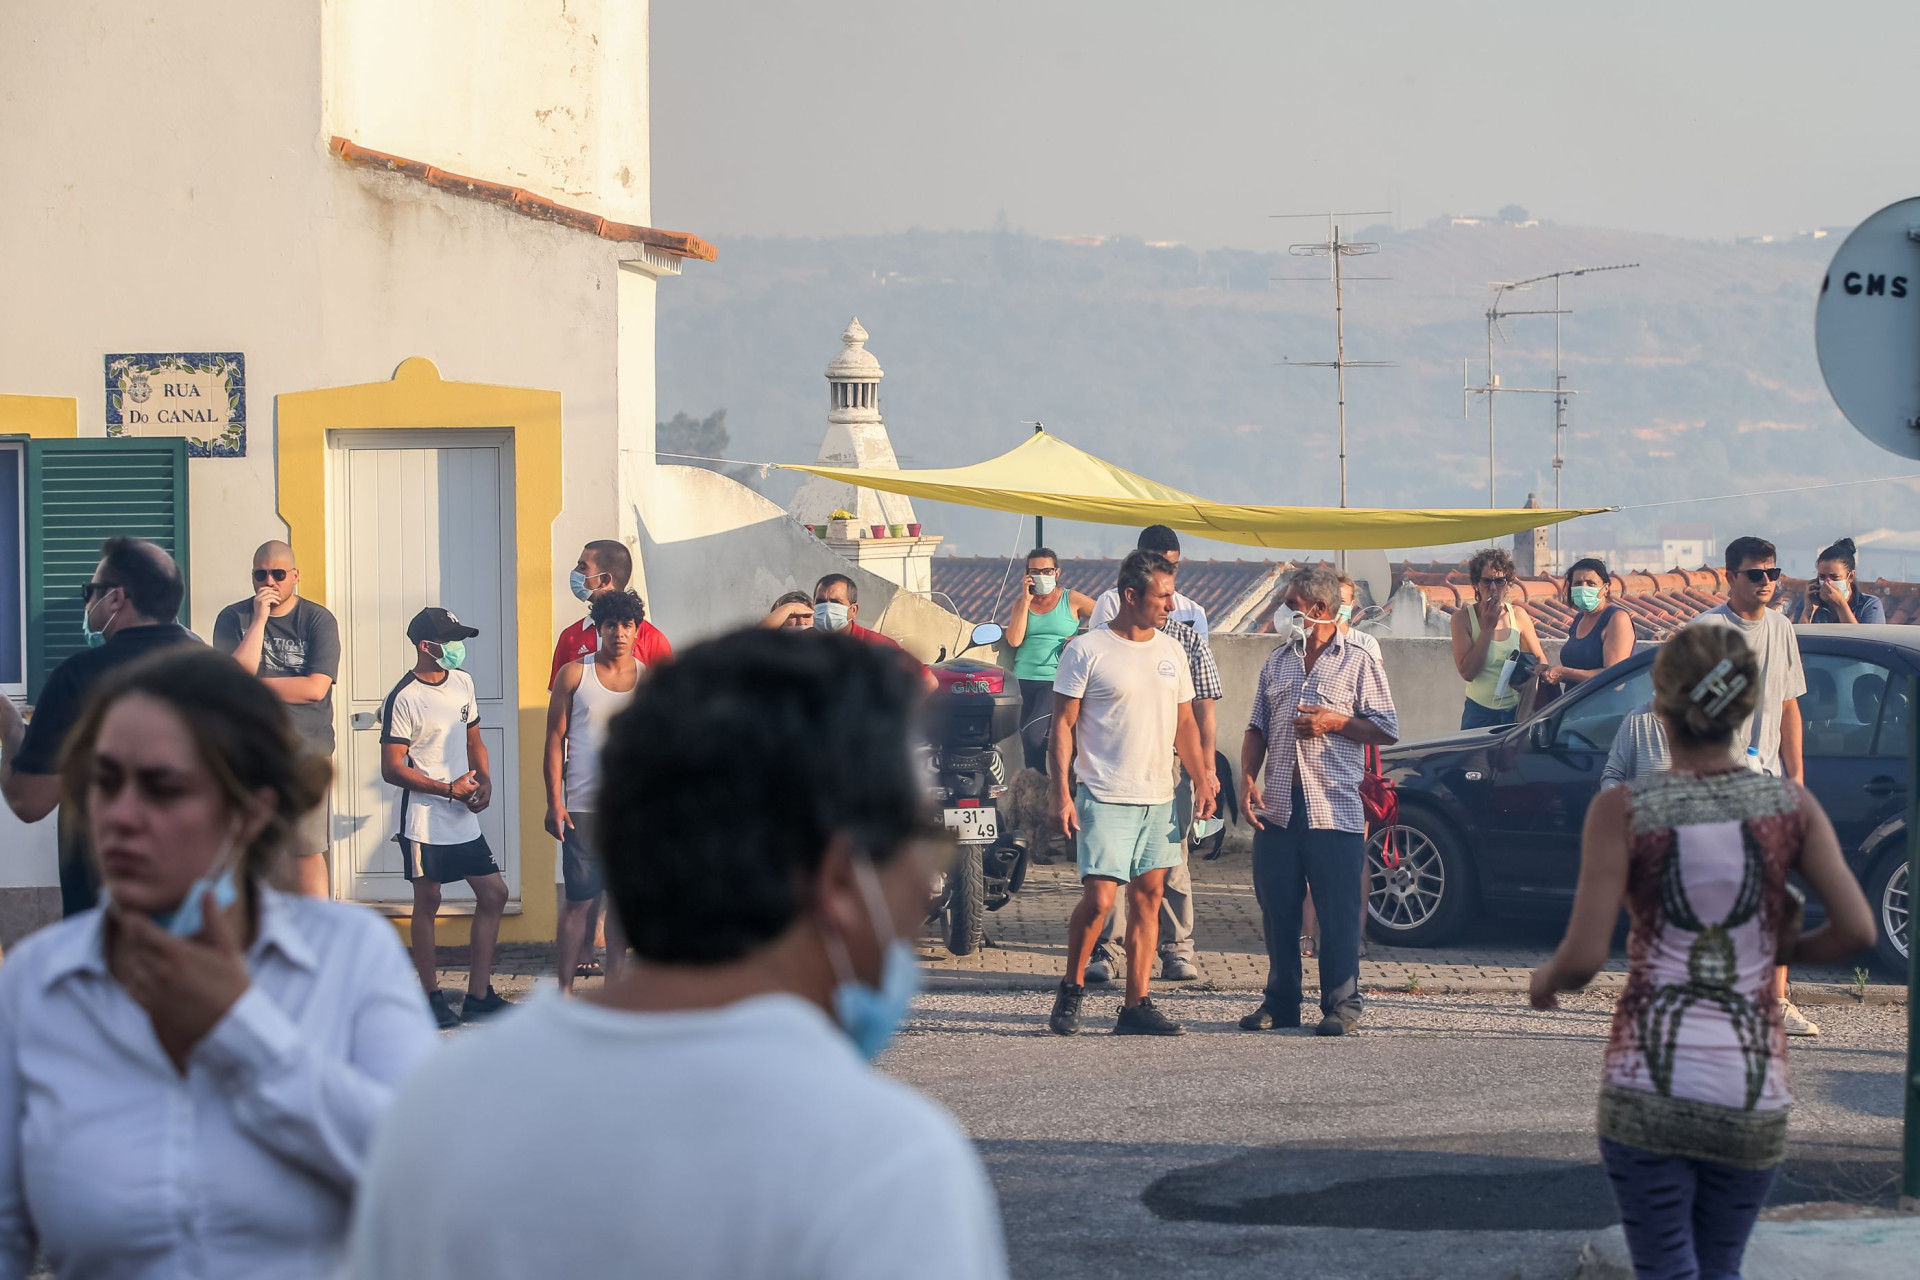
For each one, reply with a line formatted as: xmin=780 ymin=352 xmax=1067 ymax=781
xmin=1089 ymin=616 xmax=1222 ymax=984
xmin=1239 ymin=566 xmax=1398 ymax=1036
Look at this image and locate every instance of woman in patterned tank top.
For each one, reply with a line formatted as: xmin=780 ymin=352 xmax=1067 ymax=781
xmin=1530 ymin=626 xmax=1873 ymax=1280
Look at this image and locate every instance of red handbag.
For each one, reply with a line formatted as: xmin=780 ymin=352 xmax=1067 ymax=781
xmin=1360 ymin=743 xmax=1398 ymax=829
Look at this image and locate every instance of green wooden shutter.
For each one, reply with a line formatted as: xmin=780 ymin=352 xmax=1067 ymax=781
xmin=24 ymin=437 xmax=190 ymax=699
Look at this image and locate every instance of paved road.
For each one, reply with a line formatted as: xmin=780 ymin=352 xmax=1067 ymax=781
xmin=883 ymin=987 xmax=1909 ymax=1280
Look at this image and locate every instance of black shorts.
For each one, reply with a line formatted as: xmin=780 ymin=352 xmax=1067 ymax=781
xmin=560 ymin=819 xmax=604 ymax=903
xmin=400 ymin=835 xmax=502 ymax=884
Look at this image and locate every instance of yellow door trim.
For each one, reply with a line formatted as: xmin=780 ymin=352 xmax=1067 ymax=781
xmin=0 ymin=394 xmax=79 ymax=437
xmin=276 ymin=358 xmax=563 ymax=945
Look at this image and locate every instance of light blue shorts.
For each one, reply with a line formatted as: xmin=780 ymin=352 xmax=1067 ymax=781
xmin=1075 ymin=786 xmax=1182 ymax=884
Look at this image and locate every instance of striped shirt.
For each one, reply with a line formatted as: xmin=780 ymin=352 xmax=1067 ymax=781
xmin=1247 ymin=632 xmax=1398 ymax=833
xmin=1164 ymin=620 xmax=1222 ymax=702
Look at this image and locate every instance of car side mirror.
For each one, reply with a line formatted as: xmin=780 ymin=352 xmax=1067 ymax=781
xmin=970 ymin=622 xmax=1004 ymax=647
xmin=1528 ymin=719 xmax=1553 ymax=750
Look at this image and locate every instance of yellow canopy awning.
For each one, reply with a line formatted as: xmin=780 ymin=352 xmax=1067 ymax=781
xmin=780 ymin=432 xmax=1604 ymax=551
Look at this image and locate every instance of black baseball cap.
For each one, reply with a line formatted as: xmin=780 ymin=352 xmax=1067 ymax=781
xmin=407 ymin=606 xmax=480 ymax=644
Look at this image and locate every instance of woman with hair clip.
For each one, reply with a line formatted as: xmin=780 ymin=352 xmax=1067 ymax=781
xmin=0 ymin=647 xmax=437 ymax=1280
xmin=1541 ymin=558 xmax=1635 ymax=687
xmin=1797 ymin=537 xmax=1884 ymax=624
xmin=1530 ymin=626 xmax=1874 ymax=1280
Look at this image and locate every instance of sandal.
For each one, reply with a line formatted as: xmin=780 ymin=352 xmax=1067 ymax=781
xmin=1299 ymin=934 xmax=1316 ymax=959
xmin=574 ymin=960 xmax=604 ymax=979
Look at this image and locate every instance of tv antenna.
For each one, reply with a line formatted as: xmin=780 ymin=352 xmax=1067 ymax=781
xmin=1462 ymin=261 xmax=1637 ymax=524
xmin=1272 ymin=211 xmax=1396 ymax=535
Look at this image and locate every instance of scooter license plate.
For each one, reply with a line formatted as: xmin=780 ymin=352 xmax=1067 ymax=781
xmin=942 ymin=807 xmax=998 ymax=842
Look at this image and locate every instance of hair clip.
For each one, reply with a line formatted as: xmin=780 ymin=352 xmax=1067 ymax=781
xmin=1687 ymin=658 xmax=1749 ymax=719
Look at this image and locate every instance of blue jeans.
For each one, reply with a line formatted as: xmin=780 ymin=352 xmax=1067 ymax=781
xmin=1251 ymin=787 xmax=1365 ymax=1022
xmin=1599 ymin=1138 xmax=1777 ymax=1280
xmin=1460 ymin=699 xmax=1517 ymax=731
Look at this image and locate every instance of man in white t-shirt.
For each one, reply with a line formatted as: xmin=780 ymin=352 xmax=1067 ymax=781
xmin=545 ymin=589 xmax=645 ymax=992
xmin=1048 ymin=551 xmax=1218 ymax=1037
xmin=1087 ymin=525 xmax=1210 ymax=638
xmin=379 ymin=607 xmax=509 ymax=1030
xmin=348 ymin=629 xmax=1008 ymax=1280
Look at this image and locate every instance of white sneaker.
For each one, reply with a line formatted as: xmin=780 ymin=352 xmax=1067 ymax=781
xmin=1083 ymin=943 xmax=1116 ymax=985
xmin=1779 ymin=999 xmax=1819 ymax=1037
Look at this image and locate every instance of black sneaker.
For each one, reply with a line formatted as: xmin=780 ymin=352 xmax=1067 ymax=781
xmin=1238 ymin=1002 xmax=1301 ymax=1031
xmin=1083 ymin=942 xmax=1117 ymax=985
xmin=460 ymin=986 xmax=515 ymax=1022
xmin=428 ymin=990 xmax=460 ymax=1030
xmin=1314 ymin=1012 xmax=1356 ymax=1037
xmin=1114 ymin=998 xmax=1184 ymax=1036
xmin=1049 ymin=981 xmax=1086 ymax=1036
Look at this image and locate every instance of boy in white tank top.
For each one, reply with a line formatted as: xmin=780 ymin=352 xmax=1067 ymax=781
xmin=544 ymin=590 xmax=646 ymax=991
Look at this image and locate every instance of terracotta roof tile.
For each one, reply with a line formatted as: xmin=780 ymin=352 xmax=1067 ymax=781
xmin=929 ymin=557 xmax=1276 ymax=626
xmin=329 ymin=137 xmax=717 ymax=261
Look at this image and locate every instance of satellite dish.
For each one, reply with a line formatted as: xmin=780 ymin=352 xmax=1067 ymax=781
xmin=1814 ymin=197 xmax=1920 ymax=460
xmin=1345 ymin=548 xmax=1392 ymax=611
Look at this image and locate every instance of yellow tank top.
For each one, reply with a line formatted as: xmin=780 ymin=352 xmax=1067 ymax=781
xmin=1466 ymin=602 xmax=1522 ymax=710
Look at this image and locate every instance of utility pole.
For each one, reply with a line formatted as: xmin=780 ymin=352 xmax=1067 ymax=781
xmin=1022 ymin=420 xmax=1045 ymax=548
xmin=1273 ymin=211 xmax=1394 ymax=571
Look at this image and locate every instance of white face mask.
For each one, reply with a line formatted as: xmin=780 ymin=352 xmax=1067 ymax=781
xmin=1031 ymin=573 xmax=1057 ymax=596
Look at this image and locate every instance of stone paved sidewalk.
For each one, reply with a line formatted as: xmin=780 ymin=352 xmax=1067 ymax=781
xmin=441 ymin=851 xmax=1904 ymax=1008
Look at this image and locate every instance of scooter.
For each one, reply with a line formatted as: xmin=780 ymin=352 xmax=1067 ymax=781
xmin=923 ymin=621 xmax=1028 ymax=955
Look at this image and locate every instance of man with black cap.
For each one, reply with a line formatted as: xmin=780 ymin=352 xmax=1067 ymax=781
xmin=379 ymin=606 xmax=510 ymax=1028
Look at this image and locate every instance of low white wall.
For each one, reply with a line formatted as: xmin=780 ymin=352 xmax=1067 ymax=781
xmin=0 ymin=807 xmax=60 ymax=951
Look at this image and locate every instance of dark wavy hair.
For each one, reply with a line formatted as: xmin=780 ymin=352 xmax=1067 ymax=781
xmin=596 ymin=628 xmax=925 ymax=964
xmin=60 ymin=647 xmax=331 ymax=885
xmin=1116 ymin=549 xmax=1174 ymax=606
xmin=1564 ymin=557 xmax=1612 ymax=604
xmin=589 ymin=588 xmax=646 ymax=629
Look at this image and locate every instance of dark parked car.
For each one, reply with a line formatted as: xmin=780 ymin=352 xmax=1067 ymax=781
xmin=1369 ymin=624 xmax=1914 ymax=972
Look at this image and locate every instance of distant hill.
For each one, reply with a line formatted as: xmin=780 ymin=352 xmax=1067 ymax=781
xmin=655 ymin=223 xmax=1920 ymax=577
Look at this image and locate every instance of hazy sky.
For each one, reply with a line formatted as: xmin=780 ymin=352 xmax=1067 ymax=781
xmin=652 ymin=0 xmax=1920 ymax=249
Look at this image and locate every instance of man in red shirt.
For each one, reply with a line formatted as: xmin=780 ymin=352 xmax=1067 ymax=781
xmin=811 ymin=573 xmax=899 ymax=648
xmin=552 ymin=539 xmax=671 ymax=689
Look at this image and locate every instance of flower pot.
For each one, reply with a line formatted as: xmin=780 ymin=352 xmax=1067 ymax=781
xmin=812 ymin=524 xmax=827 ymax=539
xmin=907 ymin=523 xmax=922 ymax=537
xmin=871 ymin=524 xmax=887 ymax=539
xmin=889 ymin=524 xmax=907 ymax=538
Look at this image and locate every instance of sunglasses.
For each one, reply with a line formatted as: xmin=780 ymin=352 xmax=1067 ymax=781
xmin=1738 ymin=567 xmax=1782 ymax=584
xmin=1476 ymin=577 xmax=1515 ymax=590
xmin=78 ymin=581 xmax=118 ymax=602
xmin=252 ymin=568 xmax=290 ymax=583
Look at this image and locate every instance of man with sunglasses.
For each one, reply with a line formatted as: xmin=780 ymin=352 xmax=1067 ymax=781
xmin=1690 ymin=534 xmax=1817 ymax=1036
xmin=212 ymin=541 xmax=341 ymax=896
xmin=0 ymin=537 xmax=197 ymax=914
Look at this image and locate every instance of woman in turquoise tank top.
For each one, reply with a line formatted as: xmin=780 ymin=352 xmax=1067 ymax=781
xmin=1006 ymin=547 xmax=1095 ymax=771
xmin=1449 ymin=547 xmax=1548 ymax=730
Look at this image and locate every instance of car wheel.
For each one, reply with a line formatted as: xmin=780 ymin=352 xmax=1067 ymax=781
xmin=1866 ymin=846 xmax=1910 ymax=977
xmin=1365 ymin=809 xmax=1476 ymax=947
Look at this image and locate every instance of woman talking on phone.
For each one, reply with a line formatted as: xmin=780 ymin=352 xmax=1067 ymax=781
xmin=1449 ymin=547 xmax=1549 ymax=730
xmin=0 ymin=647 xmax=436 ymax=1280
xmin=1005 ymin=548 xmax=1095 ymax=772
xmin=1798 ymin=537 xmax=1884 ymax=624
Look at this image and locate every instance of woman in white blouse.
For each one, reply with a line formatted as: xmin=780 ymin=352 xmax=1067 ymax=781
xmin=0 ymin=646 xmax=437 ymax=1280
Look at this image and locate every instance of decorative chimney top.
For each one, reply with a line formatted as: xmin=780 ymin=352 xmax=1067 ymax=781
xmin=826 ymin=316 xmax=883 ymax=388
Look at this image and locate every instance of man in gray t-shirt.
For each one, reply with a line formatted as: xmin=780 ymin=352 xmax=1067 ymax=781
xmin=212 ymin=540 xmax=341 ymax=897
xmin=1686 ymin=535 xmax=1818 ymax=1038
xmin=1688 ymin=541 xmax=1805 ymax=781
xmin=1600 ymin=704 xmax=1670 ymax=789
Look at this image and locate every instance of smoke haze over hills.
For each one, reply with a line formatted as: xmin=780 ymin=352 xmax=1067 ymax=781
xmin=656 ymin=221 xmax=1920 ymax=579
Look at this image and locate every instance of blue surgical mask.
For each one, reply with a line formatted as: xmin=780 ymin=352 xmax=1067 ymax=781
xmin=156 ymin=869 xmax=240 ymax=938
xmin=1336 ymin=604 xmax=1353 ymax=624
xmin=814 ymin=601 xmax=851 ymax=632
xmin=1570 ymin=585 xmax=1604 ymax=612
xmin=1190 ymin=816 xmax=1225 ymax=842
xmin=825 ymin=856 xmax=921 ymax=1061
xmin=569 ymin=569 xmax=595 ymax=602
xmin=431 ymin=640 xmax=467 ymax=671
xmin=81 ymin=594 xmax=115 ymax=648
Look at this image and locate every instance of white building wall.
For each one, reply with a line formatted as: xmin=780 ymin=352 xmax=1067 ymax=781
xmin=325 ymin=0 xmax=652 ymax=225
xmin=0 ymin=1 xmax=643 ymax=911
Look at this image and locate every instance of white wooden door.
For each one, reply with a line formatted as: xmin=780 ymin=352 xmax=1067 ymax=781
xmin=330 ymin=431 xmax=518 ymax=908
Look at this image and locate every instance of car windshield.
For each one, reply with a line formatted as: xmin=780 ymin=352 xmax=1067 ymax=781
xmin=1552 ymin=665 xmax=1654 ymax=752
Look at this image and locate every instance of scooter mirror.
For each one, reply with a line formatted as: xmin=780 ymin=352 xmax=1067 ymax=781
xmin=969 ymin=622 xmax=1004 ymax=648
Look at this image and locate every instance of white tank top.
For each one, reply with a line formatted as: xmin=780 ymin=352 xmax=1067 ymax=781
xmin=562 ymin=655 xmax=639 ymax=811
